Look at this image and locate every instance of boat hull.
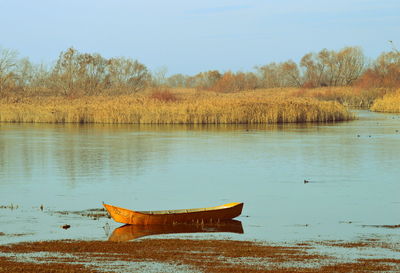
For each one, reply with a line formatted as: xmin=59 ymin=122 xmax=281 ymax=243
xmin=103 ymin=202 xmax=244 ymax=225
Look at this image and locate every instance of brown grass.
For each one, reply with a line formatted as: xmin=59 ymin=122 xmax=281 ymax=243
xmin=0 ymin=89 xmax=354 ymax=124
xmin=148 ymin=88 xmax=179 ymax=102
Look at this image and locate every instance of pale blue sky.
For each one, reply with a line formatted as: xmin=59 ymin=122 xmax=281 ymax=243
xmin=1 ymin=0 xmax=399 ymax=74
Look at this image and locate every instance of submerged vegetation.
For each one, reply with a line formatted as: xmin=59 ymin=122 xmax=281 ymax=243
xmin=0 ymin=44 xmax=399 ymax=123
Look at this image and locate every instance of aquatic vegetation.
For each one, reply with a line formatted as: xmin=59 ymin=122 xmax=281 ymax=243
xmin=0 ymin=91 xmax=354 ymax=124
xmin=53 ymin=208 xmax=110 ymax=220
xmin=0 ymin=238 xmax=398 ymax=272
xmin=370 ymin=89 xmax=400 ymax=113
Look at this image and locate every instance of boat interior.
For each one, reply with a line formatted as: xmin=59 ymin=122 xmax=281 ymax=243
xmin=137 ymin=202 xmax=242 ymax=215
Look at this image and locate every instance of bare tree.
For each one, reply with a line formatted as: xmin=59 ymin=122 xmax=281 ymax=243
xmin=151 ymin=66 xmax=168 ymax=87
xmin=107 ymin=57 xmax=150 ymax=93
xmin=166 ymin=73 xmax=189 ymax=88
xmin=52 ymin=47 xmax=80 ymax=95
xmin=300 ymin=47 xmax=365 ymax=87
xmin=256 ymin=61 xmax=302 ymax=88
xmin=191 ymin=70 xmax=221 ymax=90
xmin=300 ymin=51 xmax=327 ymax=87
xmin=337 ymin=47 xmax=365 ymax=85
xmin=256 ymin=63 xmax=282 ymax=88
xmin=76 ymin=53 xmax=107 ymax=94
xmin=15 ymin=57 xmax=34 ymax=91
xmin=0 ymin=46 xmax=18 ymax=93
xmin=281 ymin=60 xmax=303 ymax=86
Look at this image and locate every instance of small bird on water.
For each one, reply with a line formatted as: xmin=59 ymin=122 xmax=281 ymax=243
xmin=304 ymin=179 xmax=310 ymax=184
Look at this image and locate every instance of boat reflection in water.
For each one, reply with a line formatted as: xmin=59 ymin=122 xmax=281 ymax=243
xmin=108 ymin=220 xmax=244 ymax=242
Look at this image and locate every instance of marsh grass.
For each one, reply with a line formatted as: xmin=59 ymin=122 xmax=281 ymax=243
xmin=370 ymin=89 xmax=400 ymax=113
xmin=0 ymin=89 xmax=354 ymax=124
xmin=288 ymin=87 xmax=388 ymax=108
xmin=148 ymin=88 xmax=179 ymax=102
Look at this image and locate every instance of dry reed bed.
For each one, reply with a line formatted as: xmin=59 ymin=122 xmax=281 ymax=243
xmin=371 ymin=89 xmax=400 ymax=113
xmin=0 ymin=93 xmax=353 ymax=124
xmin=286 ymin=87 xmax=389 ymax=108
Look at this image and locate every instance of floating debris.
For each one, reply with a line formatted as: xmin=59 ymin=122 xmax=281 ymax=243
xmin=362 ymin=224 xmax=400 ymax=229
xmin=0 ymin=232 xmax=34 ymax=237
xmin=0 ymin=204 xmax=18 ymax=210
xmin=103 ymin=223 xmax=111 ymax=237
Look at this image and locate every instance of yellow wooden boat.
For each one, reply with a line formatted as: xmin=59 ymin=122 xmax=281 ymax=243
xmin=109 ymin=220 xmax=244 ymax=241
xmin=103 ymin=202 xmax=243 ymax=225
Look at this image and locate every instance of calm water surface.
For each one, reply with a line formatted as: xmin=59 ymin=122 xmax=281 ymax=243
xmin=0 ymin=110 xmax=399 ymax=244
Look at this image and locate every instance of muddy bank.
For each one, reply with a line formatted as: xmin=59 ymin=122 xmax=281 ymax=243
xmin=0 ymin=238 xmax=399 ymax=272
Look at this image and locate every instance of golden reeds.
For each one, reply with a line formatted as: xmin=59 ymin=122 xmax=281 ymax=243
xmin=286 ymin=87 xmax=388 ymax=108
xmin=0 ymin=90 xmax=354 ymax=124
xmin=370 ymin=89 xmax=400 ymax=113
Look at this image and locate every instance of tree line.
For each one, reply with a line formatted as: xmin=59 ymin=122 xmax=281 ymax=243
xmin=0 ymin=45 xmax=399 ymax=97
xmin=168 ymin=47 xmax=400 ymax=91
xmin=0 ymin=47 xmax=150 ymax=96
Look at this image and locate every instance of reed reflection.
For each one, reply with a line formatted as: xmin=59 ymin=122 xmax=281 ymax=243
xmin=108 ymin=220 xmax=244 ymax=242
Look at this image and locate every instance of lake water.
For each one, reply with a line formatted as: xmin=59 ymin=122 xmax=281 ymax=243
xmin=0 ymin=110 xmax=399 ymax=244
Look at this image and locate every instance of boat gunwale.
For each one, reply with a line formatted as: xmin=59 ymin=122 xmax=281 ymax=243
xmin=104 ymin=202 xmax=243 ymax=216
